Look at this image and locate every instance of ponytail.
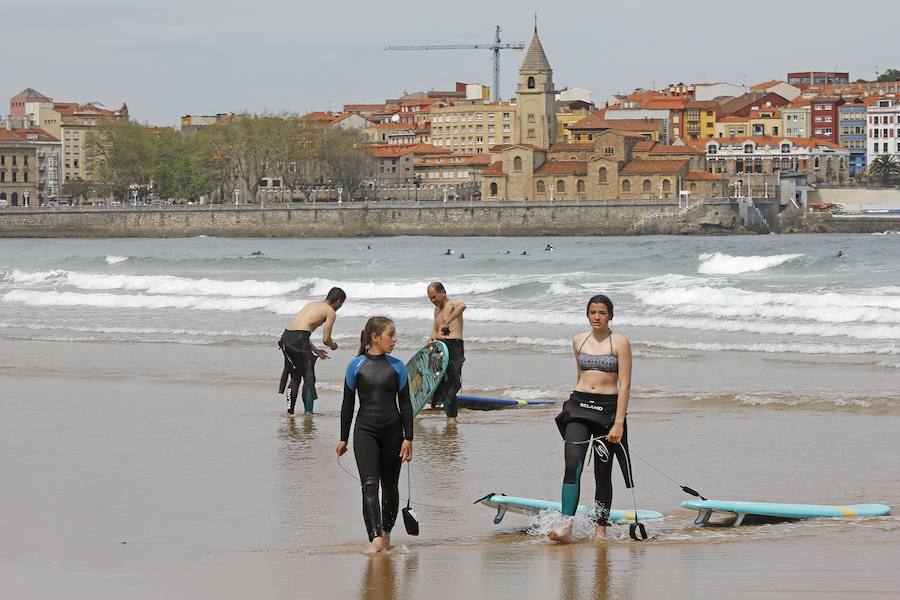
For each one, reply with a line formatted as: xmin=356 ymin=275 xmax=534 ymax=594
xmin=357 ymin=316 xmax=394 ymax=356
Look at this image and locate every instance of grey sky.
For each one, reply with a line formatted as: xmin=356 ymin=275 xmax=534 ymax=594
xmin=7 ymin=0 xmax=899 ymax=126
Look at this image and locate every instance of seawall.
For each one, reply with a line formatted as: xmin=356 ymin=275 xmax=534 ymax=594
xmin=0 ymin=201 xmax=895 ymax=237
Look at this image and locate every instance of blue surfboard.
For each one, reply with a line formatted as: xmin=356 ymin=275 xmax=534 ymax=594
xmin=477 ymin=493 xmax=663 ymax=525
xmin=457 ymin=395 xmax=556 ymax=410
xmin=682 ymin=499 xmax=891 ymax=527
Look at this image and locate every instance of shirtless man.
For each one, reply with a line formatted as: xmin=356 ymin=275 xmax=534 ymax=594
xmin=278 ymin=287 xmax=346 ymax=414
xmin=427 ymin=282 xmax=466 ymax=425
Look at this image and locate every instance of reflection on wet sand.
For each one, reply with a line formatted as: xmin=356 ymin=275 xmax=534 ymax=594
xmin=360 ymin=552 xmax=419 ymax=600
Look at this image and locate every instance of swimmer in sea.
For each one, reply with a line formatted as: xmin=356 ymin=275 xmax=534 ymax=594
xmin=445 ymin=249 xmax=453 ymax=256
xmin=336 ymin=317 xmax=413 ymax=554
xmin=549 ymin=294 xmax=634 ymax=543
xmin=278 ymin=287 xmax=345 ymax=414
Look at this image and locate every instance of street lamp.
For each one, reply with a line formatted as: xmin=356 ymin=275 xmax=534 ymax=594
xmin=132 ymin=189 xmax=138 ymax=207
xmin=23 ymin=190 xmax=30 ymax=207
xmin=414 ymin=174 xmax=421 ymax=203
xmin=234 ymin=188 xmax=240 ymax=205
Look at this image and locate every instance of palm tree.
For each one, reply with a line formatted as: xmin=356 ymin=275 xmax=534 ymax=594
xmin=868 ymin=154 xmax=900 ymax=184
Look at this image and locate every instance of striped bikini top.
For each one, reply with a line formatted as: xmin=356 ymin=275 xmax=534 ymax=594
xmin=577 ymin=332 xmax=618 ymax=373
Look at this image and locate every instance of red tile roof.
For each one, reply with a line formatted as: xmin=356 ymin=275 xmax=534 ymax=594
xmin=632 ymin=140 xmax=656 ymax=151
xmin=488 ymin=143 xmax=540 ymax=151
xmin=367 ymin=143 xmax=442 ymax=158
xmin=549 ymin=142 xmax=595 ymax=152
xmin=482 ymin=161 xmax=504 ymax=175
xmin=11 ymin=128 xmax=59 ymax=142
xmin=534 ymin=161 xmax=588 ymax=175
xmin=650 ymin=144 xmax=704 ymax=155
xmin=684 ymin=171 xmax=724 ymax=181
xmin=620 ymin=159 xmax=688 ymax=175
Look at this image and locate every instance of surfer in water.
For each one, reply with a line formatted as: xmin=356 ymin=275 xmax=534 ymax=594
xmin=427 ymin=281 xmax=466 ymax=426
xmin=337 ymin=317 xmax=413 ymax=554
xmin=549 ymin=294 xmax=634 ymax=543
xmin=278 ymin=287 xmax=346 ymax=415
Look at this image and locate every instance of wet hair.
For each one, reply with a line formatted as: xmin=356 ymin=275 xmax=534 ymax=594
xmin=428 ymin=281 xmax=445 ymax=294
xmin=586 ymin=294 xmax=614 ymax=319
xmin=326 ymin=287 xmax=346 ymax=304
xmin=357 ymin=316 xmax=394 ymax=356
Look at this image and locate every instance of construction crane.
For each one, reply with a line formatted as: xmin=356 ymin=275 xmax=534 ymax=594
xmin=385 ymin=26 xmax=525 ymax=103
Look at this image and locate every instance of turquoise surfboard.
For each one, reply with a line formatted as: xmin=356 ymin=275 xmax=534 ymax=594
xmin=477 ymin=493 xmax=663 ymax=525
xmin=406 ymin=341 xmax=449 ymax=415
xmin=682 ymin=499 xmax=892 ymax=526
xmin=457 ymin=395 xmax=556 ymax=410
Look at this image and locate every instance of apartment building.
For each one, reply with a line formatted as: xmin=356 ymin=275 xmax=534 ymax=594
xmin=0 ymin=129 xmax=38 ymax=206
xmin=838 ymin=102 xmax=868 ymax=176
xmin=810 ymin=96 xmax=844 ymax=144
xmin=57 ymin=101 xmax=129 ymax=185
xmin=429 ymin=101 xmax=516 ymax=154
xmin=866 ymin=96 xmax=900 ymax=167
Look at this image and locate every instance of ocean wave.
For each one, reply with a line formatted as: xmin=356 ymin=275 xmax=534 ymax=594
xmin=697 ymin=252 xmax=805 ymax=275
xmin=669 ymin=302 xmax=900 ymax=325
xmin=637 ymin=340 xmax=900 ymax=356
xmin=105 ymin=255 xmax=129 ymax=265
xmin=631 ymin=282 xmax=900 ymax=311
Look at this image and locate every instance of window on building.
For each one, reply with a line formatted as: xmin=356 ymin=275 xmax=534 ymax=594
xmin=556 ymin=180 xmax=565 ymax=193
xmin=527 ymin=76 xmax=535 ymax=89
xmin=744 ymin=144 xmax=753 ymax=154
xmin=514 ymin=156 xmax=523 ymax=171
xmin=527 ymin=129 xmax=535 ymax=138
xmin=490 ymin=182 xmax=498 ymax=196
xmin=661 ymin=179 xmax=671 ymax=192
xmin=537 ymin=180 xmax=545 ymax=192
xmin=527 ymin=114 xmax=535 ymax=123
xmin=598 ymin=167 xmax=608 ymax=183
xmin=604 ymin=146 xmax=615 ymax=155
xmin=642 ymin=179 xmax=651 ymax=192
xmin=622 ymin=179 xmax=631 ymax=192
xmin=503 ymin=113 xmax=510 ymax=121
xmin=577 ymin=179 xmax=585 ymax=193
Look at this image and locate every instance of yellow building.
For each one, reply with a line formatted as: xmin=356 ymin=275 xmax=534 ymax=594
xmin=56 ymin=101 xmax=128 ymax=185
xmin=684 ymin=100 xmax=718 ymax=139
xmin=747 ymin=108 xmax=782 ymax=137
xmin=715 ymin=116 xmax=750 ymax=138
xmin=429 ymin=100 xmax=516 ymax=154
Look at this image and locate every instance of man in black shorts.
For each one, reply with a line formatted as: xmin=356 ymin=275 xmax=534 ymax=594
xmin=427 ymin=281 xmax=466 ymax=425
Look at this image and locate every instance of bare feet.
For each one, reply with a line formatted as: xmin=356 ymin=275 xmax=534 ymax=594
xmin=594 ymin=525 xmax=607 ymax=541
xmin=364 ymin=536 xmax=387 ymax=554
xmin=447 ymin=418 xmax=458 ymax=427
xmin=548 ymin=518 xmax=574 ymax=543
xmin=382 ymin=531 xmax=391 ymax=549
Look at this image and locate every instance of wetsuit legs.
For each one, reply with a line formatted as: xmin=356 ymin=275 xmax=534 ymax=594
xmin=562 ymin=421 xmax=591 ymax=516
xmin=300 ymin=354 xmax=318 ymax=413
xmin=279 ymin=331 xmax=317 ymax=414
xmin=354 ymin=421 xmax=404 ymax=542
xmin=434 ymin=340 xmax=464 ymax=417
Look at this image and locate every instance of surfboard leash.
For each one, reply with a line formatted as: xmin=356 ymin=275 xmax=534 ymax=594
xmin=336 ymin=455 xmax=475 ymax=510
xmin=627 ymin=448 xmax=707 ymax=501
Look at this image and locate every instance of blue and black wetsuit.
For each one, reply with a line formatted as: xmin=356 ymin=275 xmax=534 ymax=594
xmin=341 ymin=353 xmax=413 ymax=542
xmin=278 ymin=329 xmax=317 ymax=414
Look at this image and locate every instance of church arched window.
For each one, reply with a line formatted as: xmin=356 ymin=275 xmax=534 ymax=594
xmin=527 ymin=76 xmax=535 ymax=89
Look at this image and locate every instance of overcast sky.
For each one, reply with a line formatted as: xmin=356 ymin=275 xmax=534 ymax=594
xmin=6 ymin=0 xmax=899 ymax=126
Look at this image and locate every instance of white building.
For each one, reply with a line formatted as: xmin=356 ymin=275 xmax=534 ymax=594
xmin=866 ymin=96 xmax=900 ymax=167
xmin=556 ymin=87 xmax=593 ymax=104
xmin=693 ymin=83 xmax=750 ymax=101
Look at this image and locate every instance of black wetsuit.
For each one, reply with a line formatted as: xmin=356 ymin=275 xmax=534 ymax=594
xmin=278 ymin=329 xmax=318 ymax=414
xmin=554 ymin=392 xmax=633 ymax=525
xmin=432 ymin=339 xmax=464 ymax=417
xmin=341 ymin=353 xmax=413 ymax=542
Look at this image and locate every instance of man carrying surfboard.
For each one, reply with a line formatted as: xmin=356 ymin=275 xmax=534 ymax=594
xmin=278 ymin=287 xmax=346 ymax=414
xmin=427 ymin=282 xmax=466 ymax=425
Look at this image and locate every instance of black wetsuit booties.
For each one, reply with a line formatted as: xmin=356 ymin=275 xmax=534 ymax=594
xmin=432 ymin=339 xmax=465 ymax=417
xmin=278 ymin=329 xmax=318 ymax=414
xmin=341 ymin=353 xmax=413 ymax=542
xmin=554 ymin=392 xmax=634 ymax=525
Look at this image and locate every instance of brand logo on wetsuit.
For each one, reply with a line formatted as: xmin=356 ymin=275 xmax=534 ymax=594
xmin=578 ymin=402 xmax=604 ymax=412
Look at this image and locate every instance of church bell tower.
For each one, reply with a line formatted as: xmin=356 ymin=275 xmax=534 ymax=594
xmin=516 ymin=25 xmax=556 ymax=148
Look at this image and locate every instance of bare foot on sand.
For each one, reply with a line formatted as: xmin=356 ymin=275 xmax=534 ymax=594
xmin=364 ymin=536 xmax=387 ymax=554
xmin=447 ymin=418 xmax=458 ymax=427
xmin=594 ymin=525 xmax=607 ymax=541
xmin=548 ymin=519 xmax=574 ymax=543
xmin=382 ymin=531 xmax=391 ymax=549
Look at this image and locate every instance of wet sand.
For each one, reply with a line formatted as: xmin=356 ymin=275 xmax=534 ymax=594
xmin=2 ymin=341 xmax=899 ymax=599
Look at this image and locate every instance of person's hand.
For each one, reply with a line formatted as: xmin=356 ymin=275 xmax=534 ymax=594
xmin=607 ymin=422 xmax=624 ymax=444
xmin=399 ymin=440 xmax=413 ymax=462
xmin=313 ymin=348 xmax=329 ymax=360
xmin=329 ymin=341 xmax=338 ymax=351
xmin=336 ymin=441 xmax=348 ymax=457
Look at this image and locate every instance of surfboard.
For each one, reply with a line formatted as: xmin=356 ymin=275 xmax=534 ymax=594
xmin=477 ymin=493 xmax=663 ymax=525
xmin=682 ymin=499 xmax=892 ymax=527
xmin=406 ymin=341 xmax=449 ymax=415
xmin=457 ymin=395 xmax=556 ymax=410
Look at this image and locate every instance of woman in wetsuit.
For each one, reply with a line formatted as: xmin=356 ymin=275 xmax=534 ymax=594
xmin=549 ymin=294 xmax=634 ymax=543
xmin=336 ymin=316 xmax=413 ymax=554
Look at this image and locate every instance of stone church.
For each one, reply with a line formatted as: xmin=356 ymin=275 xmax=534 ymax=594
xmin=481 ymin=29 xmax=722 ymax=202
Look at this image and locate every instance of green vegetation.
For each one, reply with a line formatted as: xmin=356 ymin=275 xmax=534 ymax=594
xmin=877 ymin=69 xmax=900 ymax=82
xmin=85 ymin=114 xmax=372 ymax=203
xmin=867 ymin=154 xmax=900 ymax=183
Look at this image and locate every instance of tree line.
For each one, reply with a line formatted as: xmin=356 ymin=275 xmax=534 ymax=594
xmin=77 ymin=114 xmax=373 ymax=204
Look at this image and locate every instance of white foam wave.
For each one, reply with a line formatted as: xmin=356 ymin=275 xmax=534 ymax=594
xmin=638 ymin=340 xmax=900 ymax=356
xmin=697 ymin=252 xmax=805 ymax=275
xmin=105 ymin=255 xmax=128 ymax=265
xmin=631 ymin=283 xmax=900 ymax=311
xmin=671 ymin=302 xmax=900 ymax=325
xmin=306 ymin=275 xmax=558 ymax=299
